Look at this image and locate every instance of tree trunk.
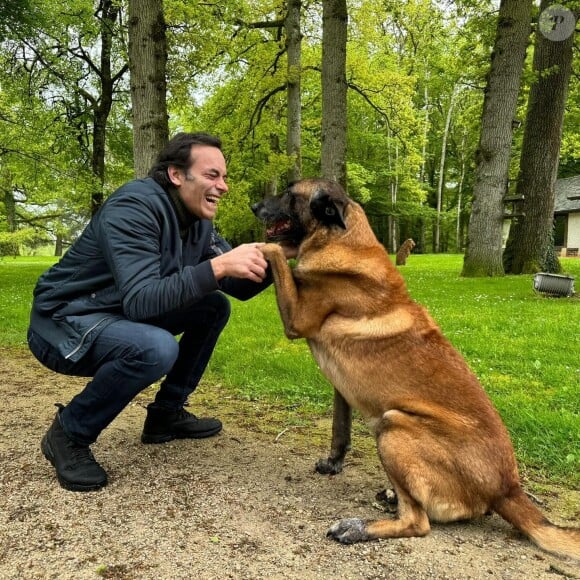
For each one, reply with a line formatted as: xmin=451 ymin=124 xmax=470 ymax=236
xmin=321 ymin=0 xmax=347 ymax=189
xmin=419 ymin=78 xmax=429 ymax=184
xmin=91 ymin=0 xmax=122 ymax=215
xmin=435 ymin=85 xmax=458 ymax=253
xmin=286 ymin=0 xmax=302 ymax=183
xmin=320 ymin=0 xmax=350 ymax=469
xmin=1 ymin=188 xmax=19 ymax=256
xmin=128 ymin=0 xmax=169 ymax=178
xmin=54 ymin=235 xmax=64 ymax=257
xmin=504 ymin=2 xmax=576 ymax=274
xmin=267 ymin=131 xmax=281 ymax=197
xmin=456 ymin=131 xmax=467 ymax=252
xmin=389 ymin=138 xmax=399 ymax=253
xmin=461 ymin=0 xmax=532 ymax=277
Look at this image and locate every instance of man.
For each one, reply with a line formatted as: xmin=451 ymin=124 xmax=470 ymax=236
xmin=28 ymin=132 xmax=289 ymax=492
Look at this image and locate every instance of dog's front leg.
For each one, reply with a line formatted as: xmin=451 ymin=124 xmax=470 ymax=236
xmin=316 ymin=388 xmax=352 ymax=475
xmin=261 ymin=243 xmax=304 ymax=339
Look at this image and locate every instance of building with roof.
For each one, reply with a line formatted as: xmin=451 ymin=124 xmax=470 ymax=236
xmin=554 ymin=175 xmax=580 ymax=256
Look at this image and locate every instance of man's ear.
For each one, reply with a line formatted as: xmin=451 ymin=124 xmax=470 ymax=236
xmin=310 ymin=189 xmax=347 ymax=229
xmin=167 ymin=165 xmax=184 ymax=187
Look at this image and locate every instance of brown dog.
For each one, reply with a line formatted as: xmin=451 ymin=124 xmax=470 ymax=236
xmin=396 ymin=238 xmax=416 ymax=266
xmin=252 ymin=178 xmax=579 ymax=560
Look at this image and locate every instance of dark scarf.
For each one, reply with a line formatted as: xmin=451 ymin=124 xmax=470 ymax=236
xmin=167 ymin=186 xmax=197 ymax=240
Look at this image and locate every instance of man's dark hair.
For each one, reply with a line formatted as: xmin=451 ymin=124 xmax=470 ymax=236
xmin=149 ymin=132 xmax=223 ymax=189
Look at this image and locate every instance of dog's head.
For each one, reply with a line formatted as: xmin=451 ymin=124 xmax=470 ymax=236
xmin=251 ymin=178 xmax=350 ymax=245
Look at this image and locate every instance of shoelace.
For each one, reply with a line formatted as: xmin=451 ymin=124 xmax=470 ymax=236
xmin=67 ymin=444 xmax=97 ymax=467
xmin=176 ymin=408 xmax=198 ymax=421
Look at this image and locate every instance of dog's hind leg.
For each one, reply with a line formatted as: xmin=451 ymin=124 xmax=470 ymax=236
xmin=316 ymin=389 xmax=352 ymax=475
xmin=327 ymin=485 xmax=430 ymax=543
xmin=327 ymin=419 xmax=433 ymax=543
xmin=328 ymin=408 xmax=479 ymax=544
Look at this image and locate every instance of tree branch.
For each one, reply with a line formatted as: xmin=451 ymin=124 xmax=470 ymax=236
xmin=235 ymin=19 xmax=285 ymax=30
xmin=246 ymin=84 xmax=287 ymax=138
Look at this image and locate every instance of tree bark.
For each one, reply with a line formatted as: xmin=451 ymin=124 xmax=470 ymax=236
xmin=504 ymin=2 xmax=576 ymax=274
xmin=461 ymin=0 xmax=532 ymax=277
xmin=55 ymin=235 xmax=63 ymax=257
xmin=435 ymin=85 xmax=458 ymax=253
xmin=320 ymin=0 xmax=350 ymax=467
xmin=1 ymin=188 xmax=19 ymax=255
xmin=321 ymin=0 xmax=347 ymax=189
xmin=128 ymin=0 xmax=169 ymax=178
xmin=286 ymin=0 xmax=302 ymax=183
xmin=456 ymin=131 xmax=467 ymax=252
xmin=419 ymin=78 xmax=429 ymax=184
xmin=91 ymin=0 xmax=123 ymax=215
xmin=387 ymin=128 xmax=398 ymax=253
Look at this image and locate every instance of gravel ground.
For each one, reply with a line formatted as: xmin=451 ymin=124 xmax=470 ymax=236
xmin=0 ymin=347 xmax=578 ymax=580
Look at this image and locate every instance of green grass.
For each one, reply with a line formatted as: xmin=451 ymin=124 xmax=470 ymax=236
xmin=1 ymin=254 xmax=578 ymax=487
xmin=0 ymin=256 xmax=58 ymax=344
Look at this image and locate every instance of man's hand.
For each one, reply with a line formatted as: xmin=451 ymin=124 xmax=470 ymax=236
xmin=211 ymin=243 xmax=268 ymax=283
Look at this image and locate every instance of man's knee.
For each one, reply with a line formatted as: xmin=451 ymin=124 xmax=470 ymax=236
xmin=206 ymin=292 xmax=231 ymax=328
xmin=150 ymin=292 xmax=231 ymax=337
xmin=134 ymin=327 xmax=179 ymax=377
xmin=183 ymin=292 xmax=231 ymax=331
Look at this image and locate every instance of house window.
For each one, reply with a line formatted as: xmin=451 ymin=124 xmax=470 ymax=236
xmin=554 ymin=215 xmax=567 ymax=246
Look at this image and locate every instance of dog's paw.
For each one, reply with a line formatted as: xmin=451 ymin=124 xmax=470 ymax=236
xmin=260 ymin=243 xmax=284 ymax=260
xmin=315 ymin=457 xmax=344 ymax=475
xmin=327 ymin=518 xmax=370 ymax=544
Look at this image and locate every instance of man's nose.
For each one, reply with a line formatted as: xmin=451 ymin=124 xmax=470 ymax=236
xmin=217 ymin=178 xmax=228 ymax=192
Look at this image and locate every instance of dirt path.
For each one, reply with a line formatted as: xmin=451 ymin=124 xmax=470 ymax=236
xmin=0 ymin=347 xmax=578 ymax=579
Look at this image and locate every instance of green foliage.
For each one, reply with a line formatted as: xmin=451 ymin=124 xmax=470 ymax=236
xmin=0 ymin=0 xmax=132 ymax=250
xmin=0 ymin=0 xmax=46 ymax=40
xmin=560 ymin=42 xmax=580 ymax=177
xmin=0 ymin=229 xmax=49 ymax=255
xmin=346 ymin=162 xmax=375 ymax=204
xmin=182 ymin=0 xmax=491 ymax=244
xmin=0 ymin=0 xmax=578 ymax=253
xmin=215 ymin=181 xmax=261 ymax=244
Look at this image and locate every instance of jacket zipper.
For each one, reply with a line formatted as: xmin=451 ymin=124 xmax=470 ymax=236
xmin=64 ymin=317 xmax=112 ymax=360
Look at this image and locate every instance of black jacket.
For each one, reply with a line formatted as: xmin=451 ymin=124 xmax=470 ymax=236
xmin=29 ymin=177 xmax=270 ymax=362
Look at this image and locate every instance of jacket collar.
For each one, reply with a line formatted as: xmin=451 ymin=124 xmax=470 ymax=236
xmin=167 ymin=186 xmax=198 ymax=239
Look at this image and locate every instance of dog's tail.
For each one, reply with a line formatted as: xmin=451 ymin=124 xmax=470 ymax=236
xmin=493 ymin=488 xmax=580 ymax=560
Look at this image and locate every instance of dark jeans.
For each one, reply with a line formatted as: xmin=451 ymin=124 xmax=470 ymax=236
xmin=28 ymin=292 xmax=231 ymax=445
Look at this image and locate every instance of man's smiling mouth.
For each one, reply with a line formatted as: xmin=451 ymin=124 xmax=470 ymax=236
xmin=205 ymin=195 xmax=220 ymax=206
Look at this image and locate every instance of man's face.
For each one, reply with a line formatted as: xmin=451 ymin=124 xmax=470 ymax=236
xmin=169 ymin=145 xmax=229 ymax=220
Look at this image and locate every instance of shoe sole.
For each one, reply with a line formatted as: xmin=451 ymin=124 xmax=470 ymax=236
xmin=141 ymin=426 xmax=222 ymax=444
xmin=41 ymin=435 xmax=108 ymax=492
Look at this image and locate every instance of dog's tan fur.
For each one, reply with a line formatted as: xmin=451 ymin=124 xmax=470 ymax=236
xmin=254 ymin=178 xmax=579 ymax=559
xmin=396 ymin=238 xmax=415 ymax=265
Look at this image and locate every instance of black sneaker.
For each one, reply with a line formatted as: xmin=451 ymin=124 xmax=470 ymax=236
xmin=41 ymin=404 xmax=108 ymax=492
xmin=141 ymin=404 xmax=222 ymax=444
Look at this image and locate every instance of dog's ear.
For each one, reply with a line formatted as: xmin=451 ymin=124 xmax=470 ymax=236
xmin=310 ymin=189 xmax=347 ymax=229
